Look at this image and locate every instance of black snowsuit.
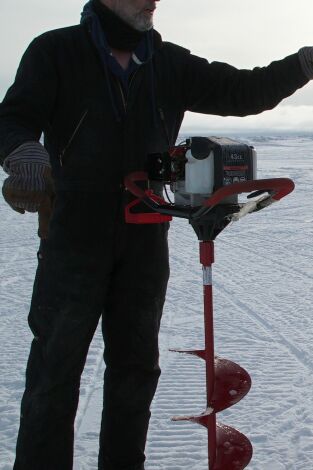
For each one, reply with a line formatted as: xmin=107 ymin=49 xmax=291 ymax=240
xmin=0 ymin=17 xmax=309 ymax=470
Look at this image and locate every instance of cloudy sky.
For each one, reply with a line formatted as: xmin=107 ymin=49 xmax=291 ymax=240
xmin=1 ymin=0 xmax=313 ymax=132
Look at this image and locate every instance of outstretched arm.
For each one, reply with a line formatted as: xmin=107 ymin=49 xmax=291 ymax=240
xmin=182 ymin=49 xmax=311 ymax=117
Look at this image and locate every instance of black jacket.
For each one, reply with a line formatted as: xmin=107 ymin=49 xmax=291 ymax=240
xmin=0 ymin=24 xmax=309 ymax=191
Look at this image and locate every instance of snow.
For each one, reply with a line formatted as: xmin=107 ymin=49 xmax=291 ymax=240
xmin=1 ymin=134 xmax=313 ymax=469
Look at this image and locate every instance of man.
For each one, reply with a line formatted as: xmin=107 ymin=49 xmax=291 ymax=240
xmin=0 ymin=1 xmax=313 ymax=469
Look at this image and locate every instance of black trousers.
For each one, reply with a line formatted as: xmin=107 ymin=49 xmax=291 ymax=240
xmin=13 ymin=191 xmax=170 ymax=470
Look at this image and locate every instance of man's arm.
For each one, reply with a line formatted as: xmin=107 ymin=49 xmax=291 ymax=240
xmin=0 ymin=35 xmax=57 ymax=236
xmin=181 ymin=51 xmax=310 ymax=117
xmin=0 ymin=33 xmax=57 ymax=164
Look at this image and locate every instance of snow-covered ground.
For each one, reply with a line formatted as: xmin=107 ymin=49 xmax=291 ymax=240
xmin=1 ymin=134 xmax=313 ymax=470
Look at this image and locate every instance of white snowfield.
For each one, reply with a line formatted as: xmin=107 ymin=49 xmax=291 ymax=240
xmin=0 ymin=135 xmax=313 ymax=470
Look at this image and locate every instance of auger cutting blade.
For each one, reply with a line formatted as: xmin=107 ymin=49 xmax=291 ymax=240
xmin=213 ymin=423 xmax=253 ymax=470
xmin=210 ymin=358 xmax=251 ymax=413
xmin=169 ymin=348 xmax=206 ymax=359
xmin=171 ymin=406 xmax=214 ymax=427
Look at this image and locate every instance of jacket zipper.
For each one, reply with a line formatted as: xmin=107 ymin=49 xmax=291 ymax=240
xmin=158 ymin=107 xmax=171 ymax=147
xmin=116 ymin=68 xmax=141 ymax=114
xmin=59 ymin=109 xmax=89 ymax=167
xmin=127 ymin=69 xmax=140 ymax=105
xmin=117 ymin=81 xmax=127 ymax=113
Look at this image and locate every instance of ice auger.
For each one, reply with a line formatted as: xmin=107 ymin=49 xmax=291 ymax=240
xmin=124 ymin=137 xmax=295 ymax=469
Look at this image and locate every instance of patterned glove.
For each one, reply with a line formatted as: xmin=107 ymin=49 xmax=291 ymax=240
xmin=2 ymin=141 xmax=55 ymax=238
xmin=298 ymin=47 xmax=313 ymax=79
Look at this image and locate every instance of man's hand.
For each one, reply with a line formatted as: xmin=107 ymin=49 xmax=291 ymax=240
xmin=2 ymin=142 xmax=55 ymax=239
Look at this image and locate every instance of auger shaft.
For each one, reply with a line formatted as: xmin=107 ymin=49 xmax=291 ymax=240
xmin=200 ymin=240 xmax=217 ymax=468
xmin=199 ymin=240 xmax=254 ymax=470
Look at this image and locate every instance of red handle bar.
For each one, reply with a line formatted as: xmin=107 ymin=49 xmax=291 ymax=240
xmin=124 ymin=172 xmax=294 ymax=209
xmin=124 ymin=171 xmax=150 ymax=199
xmin=203 ymin=178 xmax=295 ymax=209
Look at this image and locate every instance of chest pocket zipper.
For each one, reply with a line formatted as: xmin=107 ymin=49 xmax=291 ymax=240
xmin=59 ymin=109 xmax=89 ymax=167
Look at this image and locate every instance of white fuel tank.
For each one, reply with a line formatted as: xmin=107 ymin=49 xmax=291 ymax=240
xmin=185 ymin=149 xmax=215 ymax=195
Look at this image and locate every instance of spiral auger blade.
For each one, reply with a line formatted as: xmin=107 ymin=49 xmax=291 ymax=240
xmin=171 ymin=354 xmax=253 ymax=469
xmin=171 ymin=240 xmax=253 ymax=469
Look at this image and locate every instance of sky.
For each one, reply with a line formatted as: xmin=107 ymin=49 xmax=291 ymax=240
xmin=1 ymin=0 xmax=313 ymax=133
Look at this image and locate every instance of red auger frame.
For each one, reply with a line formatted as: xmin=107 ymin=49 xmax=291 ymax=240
xmin=124 ymin=172 xmax=294 ymax=470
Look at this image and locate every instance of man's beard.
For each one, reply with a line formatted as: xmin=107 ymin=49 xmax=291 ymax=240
xmin=113 ymin=2 xmax=153 ymax=32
